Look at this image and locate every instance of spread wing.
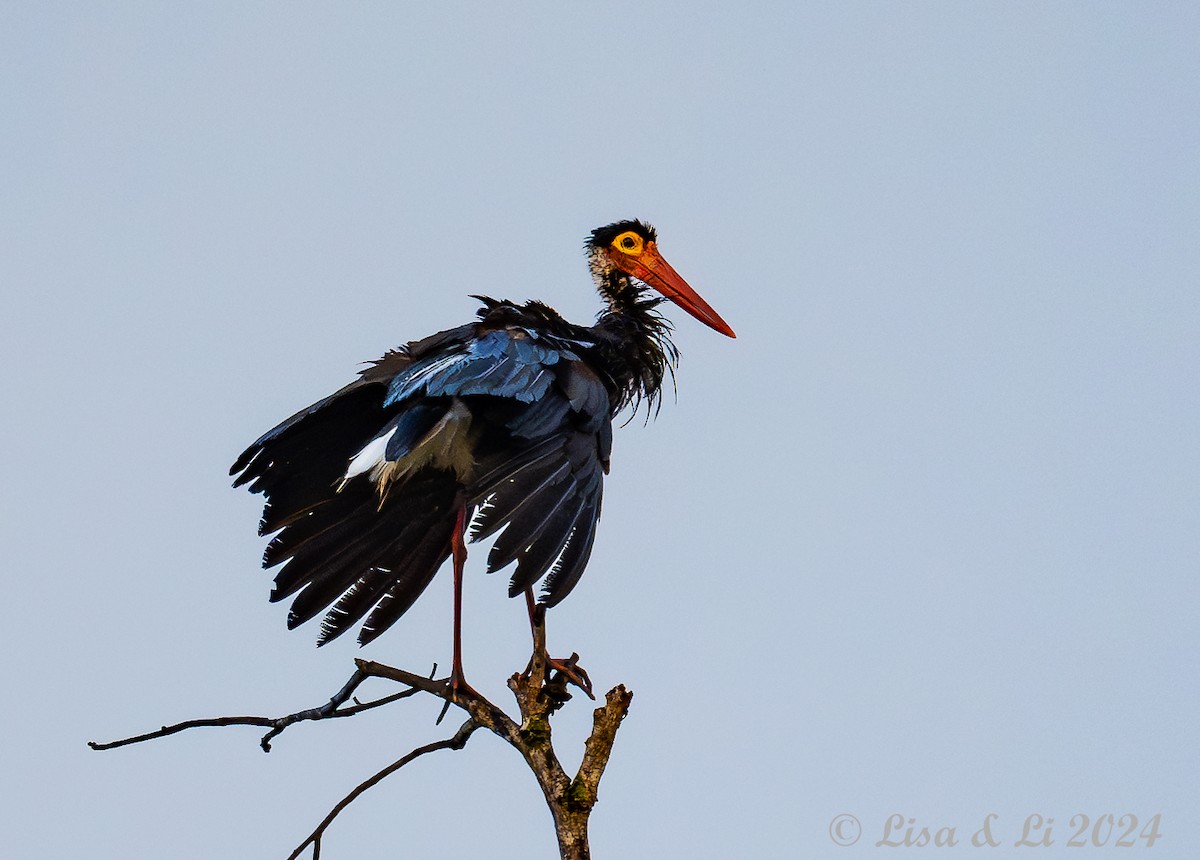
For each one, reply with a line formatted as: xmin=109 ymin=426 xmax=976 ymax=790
xmin=231 ymin=311 xmax=614 ymax=645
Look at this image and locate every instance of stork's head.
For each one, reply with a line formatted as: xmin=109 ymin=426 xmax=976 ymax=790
xmin=586 ymin=220 xmax=736 ymax=338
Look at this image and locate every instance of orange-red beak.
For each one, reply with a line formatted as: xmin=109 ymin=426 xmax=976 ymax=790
xmin=617 ymin=242 xmax=736 ymax=338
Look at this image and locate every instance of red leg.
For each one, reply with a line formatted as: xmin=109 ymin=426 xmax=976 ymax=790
xmin=449 ymin=500 xmax=476 ymax=702
xmin=524 ymin=586 xmax=538 ymax=637
xmin=523 ymin=586 xmax=594 ymax=700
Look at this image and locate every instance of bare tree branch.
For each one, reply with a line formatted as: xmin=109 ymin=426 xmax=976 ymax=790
xmin=91 ymin=613 xmax=631 ymax=859
xmin=285 ymin=718 xmax=479 ymax=860
xmin=89 ymin=713 xmax=281 ymax=752
xmin=88 ymin=664 xmax=435 ymax=753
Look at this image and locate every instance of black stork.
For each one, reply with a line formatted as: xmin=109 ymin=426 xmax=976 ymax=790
xmin=230 ymin=220 xmax=735 ymax=698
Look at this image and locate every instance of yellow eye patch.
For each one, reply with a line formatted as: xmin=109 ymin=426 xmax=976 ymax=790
xmin=611 ymin=231 xmax=644 ymax=255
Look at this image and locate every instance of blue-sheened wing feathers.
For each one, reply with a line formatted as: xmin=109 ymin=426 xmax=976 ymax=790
xmin=231 ymin=305 xmax=616 ymax=645
xmin=385 ymin=328 xmax=570 ymax=406
xmin=467 ymin=357 xmax=610 ymax=603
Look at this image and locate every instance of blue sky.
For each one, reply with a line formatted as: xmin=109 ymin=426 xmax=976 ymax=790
xmin=3 ymin=3 xmax=1197 ymax=858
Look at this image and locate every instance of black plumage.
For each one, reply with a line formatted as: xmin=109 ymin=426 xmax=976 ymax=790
xmin=231 ymin=220 xmax=734 ymax=653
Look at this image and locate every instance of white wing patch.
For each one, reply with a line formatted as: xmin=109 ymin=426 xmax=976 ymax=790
xmin=343 ymin=427 xmax=398 ymax=482
xmin=339 ymin=400 xmax=477 ymax=498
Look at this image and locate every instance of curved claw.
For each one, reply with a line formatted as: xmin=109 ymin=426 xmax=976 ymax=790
xmin=547 ymin=652 xmax=594 ymax=700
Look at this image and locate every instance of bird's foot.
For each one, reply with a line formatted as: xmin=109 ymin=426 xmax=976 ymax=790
xmin=545 ymin=652 xmax=594 ymax=701
xmin=448 ymin=668 xmax=480 ymax=705
xmin=436 ymin=668 xmax=482 ymax=725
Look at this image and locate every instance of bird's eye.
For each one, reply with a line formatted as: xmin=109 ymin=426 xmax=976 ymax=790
xmin=613 ymin=232 xmax=643 ymax=254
